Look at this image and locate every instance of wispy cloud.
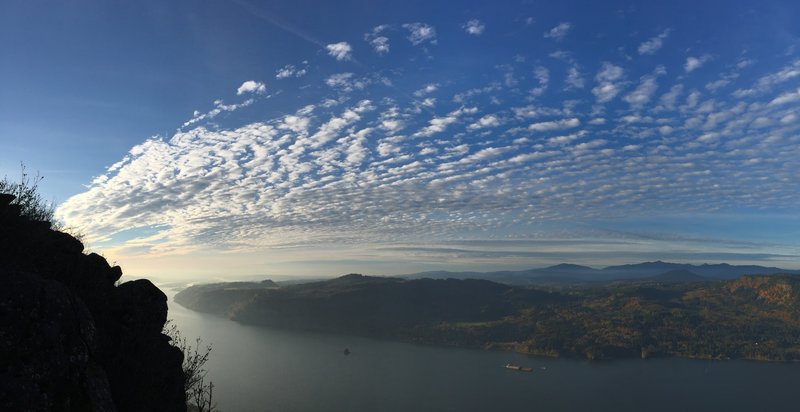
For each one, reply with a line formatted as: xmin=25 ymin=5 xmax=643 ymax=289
xmin=275 ymin=62 xmax=308 ymax=79
xmin=413 ymin=107 xmax=476 ymax=137
xmin=370 ymin=36 xmax=390 ymax=54
xmin=402 ymin=22 xmax=437 ymax=45
xmin=414 ymin=83 xmax=438 ymax=97
xmin=638 ymin=29 xmax=671 ymax=55
xmin=565 ymin=66 xmax=585 ymax=89
xmin=543 ymin=22 xmax=572 ymax=41
xmin=685 ymin=55 xmax=712 ymax=72
xmin=529 ymin=66 xmax=550 ymax=97
xmin=732 ymin=59 xmax=800 ymax=97
xmin=364 ymin=25 xmax=391 ymax=55
xmin=181 ymin=97 xmax=256 ymax=129
xmin=324 ymin=72 xmax=372 ymax=92
xmin=463 ymin=19 xmax=485 ymax=36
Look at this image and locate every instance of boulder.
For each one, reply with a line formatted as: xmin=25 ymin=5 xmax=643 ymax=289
xmin=116 ymin=279 xmax=169 ymax=335
xmin=50 ymin=230 xmax=85 ymax=255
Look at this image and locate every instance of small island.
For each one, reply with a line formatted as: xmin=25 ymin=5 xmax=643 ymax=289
xmin=175 ymin=272 xmax=800 ymax=362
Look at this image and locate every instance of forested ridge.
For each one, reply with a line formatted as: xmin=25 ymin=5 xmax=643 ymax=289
xmin=176 ymin=273 xmax=800 ymax=361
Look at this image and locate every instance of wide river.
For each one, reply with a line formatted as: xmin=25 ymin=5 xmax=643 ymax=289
xmin=164 ymin=286 xmax=800 ymax=411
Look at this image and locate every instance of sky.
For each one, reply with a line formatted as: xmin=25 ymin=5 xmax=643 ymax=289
xmin=2 ymin=0 xmax=800 ymax=280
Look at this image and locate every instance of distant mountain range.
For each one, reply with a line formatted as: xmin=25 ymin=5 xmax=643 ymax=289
xmin=399 ymin=261 xmax=800 ymax=285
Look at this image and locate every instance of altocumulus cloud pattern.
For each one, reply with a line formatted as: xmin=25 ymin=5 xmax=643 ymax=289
xmin=56 ymin=20 xmax=800 ymax=258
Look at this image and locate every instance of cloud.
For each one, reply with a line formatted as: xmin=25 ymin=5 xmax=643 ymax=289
xmin=595 ymin=62 xmax=624 ymax=83
xmin=733 ymin=59 xmax=800 ymax=97
xmin=756 ymin=59 xmax=800 ymax=88
xmin=543 ymin=22 xmax=572 ymax=41
xmin=55 ymin=27 xmax=800 ymax=273
xmin=705 ymin=79 xmax=730 ymax=91
xmin=528 ymin=117 xmax=580 ymax=132
xmin=324 ymin=72 xmax=371 ymax=92
xmin=364 ymin=25 xmax=391 ymax=55
xmin=236 ymin=80 xmax=266 ymax=95
xmin=512 ymin=105 xmax=563 ymax=119
xmin=685 ymin=55 xmax=711 ymax=73
xmin=684 ymin=90 xmax=700 ymax=108
xmin=281 ymin=115 xmax=310 ymax=133
xmin=529 ymin=66 xmax=550 ymax=97
xmin=275 ymin=63 xmax=308 ymax=79
xmin=658 ymin=84 xmax=683 ymax=110
xmin=414 ymin=83 xmax=438 ymax=97
xmin=326 ymin=42 xmax=353 ymax=61
xmin=736 ymin=59 xmax=755 ymax=69
xmin=420 ymin=97 xmax=436 ymax=107
xmin=565 ymin=66 xmax=585 ymax=89
xmin=463 ymin=19 xmax=485 ymax=35
xmin=413 ymin=107 xmax=477 ymax=137
xmin=547 ymin=130 xmax=587 ymax=145
xmin=769 ymin=88 xmax=800 ymax=106
xmin=468 ymin=114 xmax=501 ymax=130
xmin=438 ymin=146 xmax=513 ymax=171
xmin=549 ymin=50 xmax=575 ymax=63
xmin=592 ymin=62 xmax=625 ymax=103
xmin=780 ymin=113 xmax=797 ymax=124
xmin=452 ymin=84 xmax=502 ymax=104
xmin=377 ymin=141 xmax=400 ymax=157
xmin=638 ymin=29 xmax=671 ymax=55
xmin=370 ymin=37 xmax=390 ymax=54
xmin=624 ymin=72 xmax=661 ymax=109
xmin=326 ymin=72 xmax=354 ymax=86
xmin=402 ymin=23 xmax=437 ymax=45
xmin=572 ymin=139 xmax=607 ymax=154
xmin=181 ymin=98 xmax=256 ymax=128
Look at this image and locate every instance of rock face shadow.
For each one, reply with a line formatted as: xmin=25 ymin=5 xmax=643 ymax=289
xmin=0 ymin=193 xmax=186 ymax=411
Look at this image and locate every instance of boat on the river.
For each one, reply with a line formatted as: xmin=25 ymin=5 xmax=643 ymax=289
xmin=505 ymin=363 xmax=533 ymax=372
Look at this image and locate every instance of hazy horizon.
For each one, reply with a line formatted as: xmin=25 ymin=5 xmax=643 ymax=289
xmin=138 ymin=258 xmax=800 ymax=286
xmin=3 ymin=0 xmax=800 ymax=280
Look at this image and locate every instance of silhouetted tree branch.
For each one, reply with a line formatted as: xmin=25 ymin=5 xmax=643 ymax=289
xmin=164 ymin=321 xmax=218 ymax=412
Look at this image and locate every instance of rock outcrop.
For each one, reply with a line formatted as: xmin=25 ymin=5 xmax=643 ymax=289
xmin=0 ymin=193 xmax=186 ymax=411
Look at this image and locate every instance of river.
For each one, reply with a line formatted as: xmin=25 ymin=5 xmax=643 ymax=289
xmin=164 ymin=286 xmax=800 ymax=411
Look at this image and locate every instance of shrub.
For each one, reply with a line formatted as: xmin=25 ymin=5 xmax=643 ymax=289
xmin=0 ymin=164 xmax=58 ymax=227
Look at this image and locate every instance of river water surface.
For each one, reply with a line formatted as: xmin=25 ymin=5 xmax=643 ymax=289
xmin=165 ymin=286 xmax=800 ymax=411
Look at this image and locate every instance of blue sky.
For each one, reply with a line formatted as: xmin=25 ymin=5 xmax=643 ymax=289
xmin=2 ymin=0 xmax=800 ymax=279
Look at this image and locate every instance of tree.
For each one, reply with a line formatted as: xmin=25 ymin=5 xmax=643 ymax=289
xmin=163 ymin=321 xmax=218 ymax=412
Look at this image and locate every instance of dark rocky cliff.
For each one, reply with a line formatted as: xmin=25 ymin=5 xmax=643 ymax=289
xmin=0 ymin=193 xmax=186 ymax=411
